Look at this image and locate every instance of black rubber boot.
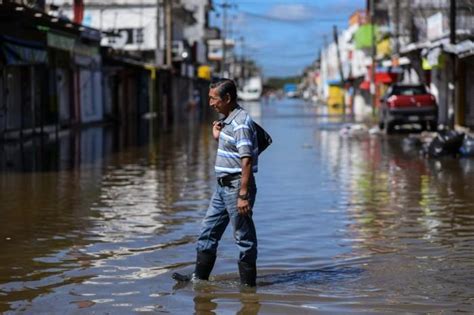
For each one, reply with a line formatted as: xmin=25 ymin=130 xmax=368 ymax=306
xmin=238 ymin=261 xmax=257 ymax=287
xmin=172 ymin=251 xmax=216 ymax=282
xmin=194 ymin=251 xmax=216 ymax=280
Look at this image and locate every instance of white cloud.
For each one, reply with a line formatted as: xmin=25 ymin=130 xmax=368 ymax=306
xmin=265 ymin=1 xmax=364 ymax=22
xmin=267 ymin=4 xmax=316 ymax=22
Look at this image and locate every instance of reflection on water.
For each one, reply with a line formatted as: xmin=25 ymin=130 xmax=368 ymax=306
xmin=1 ymin=99 xmax=474 ymax=313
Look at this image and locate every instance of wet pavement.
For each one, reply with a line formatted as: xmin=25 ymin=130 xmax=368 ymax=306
xmin=1 ymin=98 xmax=474 ymax=314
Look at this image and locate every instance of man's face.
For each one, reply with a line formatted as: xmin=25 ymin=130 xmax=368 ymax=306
xmin=209 ymin=88 xmax=231 ymax=115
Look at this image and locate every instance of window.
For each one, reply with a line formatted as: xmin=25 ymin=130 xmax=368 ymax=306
xmin=392 ymin=85 xmax=427 ymax=96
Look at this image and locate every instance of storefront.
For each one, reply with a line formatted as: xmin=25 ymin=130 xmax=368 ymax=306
xmin=0 ymin=35 xmax=48 ymax=135
xmin=0 ymin=2 xmax=102 ymax=138
xmin=46 ymin=32 xmax=75 ymax=126
xmin=461 ymin=55 xmax=474 ymax=128
xmin=46 ymin=28 xmax=103 ymax=126
xmin=74 ymin=45 xmax=103 ymax=124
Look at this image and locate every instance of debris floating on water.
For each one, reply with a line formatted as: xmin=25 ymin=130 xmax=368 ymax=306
xmin=339 ymin=124 xmax=368 ymax=137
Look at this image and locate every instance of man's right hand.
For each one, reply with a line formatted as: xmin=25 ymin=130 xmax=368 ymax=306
xmin=212 ymin=121 xmax=223 ymax=140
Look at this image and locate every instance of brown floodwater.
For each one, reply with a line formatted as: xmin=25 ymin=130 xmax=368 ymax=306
xmin=1 ymin=99 xmax=474 ymax=314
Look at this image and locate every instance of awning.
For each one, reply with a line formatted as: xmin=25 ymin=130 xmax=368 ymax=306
xmin=381 ymin=57 xmax=410 ymax=67
xmin=416 ymin=37 xmax=474 ymax=59
xmin=400 ymin=41 xmax=431 ymax=54
xmin=0 ymin=36 xmax=47 ymax=65
xmin=47 ymin=32 xmax=75 ymax=53
xmin=375 ymin=72 xmax=397 ymax=84
xmin=359 ymin=71 xmax=398 ymax=89
xmin=452 ymin=39 xmax=474 ymax=59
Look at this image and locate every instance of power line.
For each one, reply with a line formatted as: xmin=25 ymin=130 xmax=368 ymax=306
xmin=216 ymin=1 xmax=235 ymax=77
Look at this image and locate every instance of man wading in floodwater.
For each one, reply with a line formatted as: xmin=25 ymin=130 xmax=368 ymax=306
xmin=173 ymin=79 xmax=259 ymax=287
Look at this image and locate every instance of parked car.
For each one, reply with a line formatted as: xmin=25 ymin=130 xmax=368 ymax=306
xmin=283 ymin=83 xmax=298 ymax=98
xmin=379 ymin=84 xmax=438 ymax=134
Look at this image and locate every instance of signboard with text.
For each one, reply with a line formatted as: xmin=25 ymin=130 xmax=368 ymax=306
xmin=427 ymin=12 xmax=446 ymax=40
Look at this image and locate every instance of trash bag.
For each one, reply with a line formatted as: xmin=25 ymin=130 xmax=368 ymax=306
xmin=425 ymin=130 xmax=465 ymax=158
xmin=339 ymin=124 xmax=368 ymax=137
xmin=253 ymin=122 xmax=272 ymax=155
xmin=460 ymin=135 xmax=474 ymax=157
xmin=402 ymin=136 xmax=422 ymax=154
xmin=402 ymin=136 xmax=422 ymax=148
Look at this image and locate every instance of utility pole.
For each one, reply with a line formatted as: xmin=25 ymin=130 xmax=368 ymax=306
xmin=138 ymin=0 xmax=144 ymax=51
xmin=450 ymin=0 xmax=456 ymax=45
xmin=155 ymin=0 xmax=162 ymax=65
xmin=239 ymin=36 xmax=245 ymax=83
xmin=322 ymin=35 xmax=328 ymax=102
xmin=394 ymin=0 xmax=400 ymax=55
xmin=165 ymin=0 xmax=172 ymax=68
xmin=370 ymin=0 xmax=376 ymax=117
xmin=323 ymin=34 xmax=328 ymax=77
xmin=219 ymin=1 xmax=232 ymax=78
xmin=333 ymin=25 xmax=346 ymax=118
xmin=449 ymin=0 xmax=456 ymax=127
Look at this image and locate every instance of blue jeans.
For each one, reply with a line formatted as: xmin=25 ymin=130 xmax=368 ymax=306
xmin=197 ymin=177 xmax=257 ymax=264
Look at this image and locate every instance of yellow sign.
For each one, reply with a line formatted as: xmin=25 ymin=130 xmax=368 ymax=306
xmin=377 ymin=38 xmax=391 ymax=58
xmin=327 ymin=85 xmax=345 ymax=115
xmin=198 ymin=65 xmax=211 ymax=80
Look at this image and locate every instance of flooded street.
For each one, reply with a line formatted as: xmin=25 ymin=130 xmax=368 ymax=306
xmin=1 ymin=98 xmax=474 ymax=314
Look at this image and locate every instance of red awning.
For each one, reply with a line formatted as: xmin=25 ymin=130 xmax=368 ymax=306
xmin=375 ymin=72 xmax=397 ymax=84
xmin=359 ymin=71 xmax=398 ymax=90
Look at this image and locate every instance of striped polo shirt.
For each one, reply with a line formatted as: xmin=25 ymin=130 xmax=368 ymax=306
xmin=215 ymin=105 xmax=258 ymax=177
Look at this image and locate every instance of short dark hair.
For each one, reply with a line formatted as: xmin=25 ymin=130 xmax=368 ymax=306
xmin=209 ymin=79 xmax=237 ymax=102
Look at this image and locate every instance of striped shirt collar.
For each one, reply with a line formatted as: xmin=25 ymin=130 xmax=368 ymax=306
xmin=223 ymin=104 xmax=242 ymax=125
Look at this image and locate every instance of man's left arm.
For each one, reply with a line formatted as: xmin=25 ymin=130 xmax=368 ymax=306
xmin=238 ymin=157 xmax=252 ymax=216
xmin=234 ymin=117 xmax=256 ymax=216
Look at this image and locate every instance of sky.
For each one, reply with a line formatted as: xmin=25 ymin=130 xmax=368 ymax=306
xmin=211 ymin=0 xmax=366 ymax=78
